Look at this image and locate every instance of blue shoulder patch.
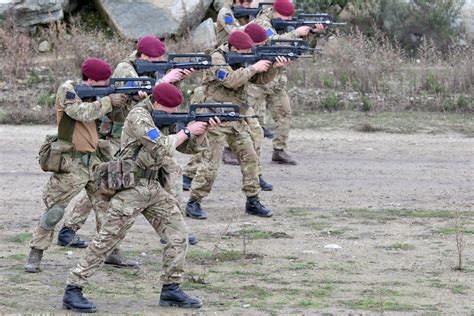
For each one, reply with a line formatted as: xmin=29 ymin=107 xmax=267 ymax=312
xmin=147 ymin=128 xmax=160 ymax=141
xmin=224 ymin=15 xmax=233 ymax=25
xmin=266 ymin=28 xmax=274 ymax=37
xmin=217 ymin=69 xmax=228 ymax=81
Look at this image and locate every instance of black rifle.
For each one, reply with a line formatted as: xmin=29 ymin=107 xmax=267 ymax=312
xmin=75 ymin=77 xmax=155 ymax=99
xmin=225 ymin=40 xmax=321 ymax=65
xmin=151 ymin=103 xmax=257 ymax=128
xmin=232 ymin=2 xmax=273 ymax=18
xmin=135 ymin=54 xmax=225 ymax=76
xmin=271 ymin=13 xmax=346 ymax=33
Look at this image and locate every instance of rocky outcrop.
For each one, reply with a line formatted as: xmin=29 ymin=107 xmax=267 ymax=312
xmin=462 ymin=0 xmax=474 ymax=39
xmin=191 ymin=18 xmax=217 ymax=50
xmin=0 ymin=0 xmax=78 ymax=27
xmin=94 ymin=0 xmax=213 ymax=39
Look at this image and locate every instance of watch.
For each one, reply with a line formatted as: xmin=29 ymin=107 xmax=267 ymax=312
xmin=183 ymin=127 xmax=191 ymax=138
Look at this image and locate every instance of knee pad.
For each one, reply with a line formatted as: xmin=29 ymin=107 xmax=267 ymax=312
xmin=40 ymin=206 xmax=65 ymax=230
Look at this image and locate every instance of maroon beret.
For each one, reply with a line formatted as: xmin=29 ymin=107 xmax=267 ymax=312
xmin=244 ymin=23 xmax=268 ymax=43
xmin=153 ymin=83 xmax=183 ymax=108
xmin=228 ymin=31 xmax=254 ymax=50
xmin=137 ymin=35 xmax=166 ymax=58
xmin=274 ymin=0 xmax=295 ymax=17
xmin=81 ymin=58 xmax=112 ymax=81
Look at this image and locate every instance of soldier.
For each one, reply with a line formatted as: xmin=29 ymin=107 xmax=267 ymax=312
xmin=62 ymin=83 xmax=218 ymax=312
xmin=185 ymin=31 xmax=290 ymax=220
xmin=57 ymin=36 xmax=198 ymax=261
xmin=25 ymin=58 xmax=127 ymax=273
xmin=253 ymin=0 xmax=325 ymax=165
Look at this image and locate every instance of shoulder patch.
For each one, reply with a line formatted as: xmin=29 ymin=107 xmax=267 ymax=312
xmin=266 ymin=28 xmax=274 ymax=37
xmin=65 ymin=91 xmax=76 ymax=100
xmin=216 ymin=69 xmax=228 ymax=81
xmin=147 ymin=128 xmax=160 ymax=141
xmin=224 ymin=15 xmax=233 ymax=25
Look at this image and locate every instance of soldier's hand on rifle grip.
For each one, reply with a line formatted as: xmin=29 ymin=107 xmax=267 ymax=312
xmin=295 ymin=25 xmax=312 ymax=37
xmin=273 ymin=56 xmax=291 ymax=68
xmin=138 ymin=90 xmax=148 ymax=98
xmin=208 ymin=116 xmax=221 ymax=129
xmin=162 ymin=69 xmax=184 ymax=84
xmin=109 ymin=93 xmax=127 ymax=108
xmin=251 ymin=60 xmax=272 ymax=72
xmin=181 ymin=68 xmax=195 ymax=79
xmin=187 ymin=121 xmax=208 ymax=136
xmin=312 ymin=23 xmax=326 ymax=34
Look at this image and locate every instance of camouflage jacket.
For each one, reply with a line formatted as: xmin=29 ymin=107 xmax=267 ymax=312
xmin=216 ymin=4 xmax=249 ymax=47
xmin=119 ymin=97 xmax=205 ymax=171
xmin=202 ymin=44 xmax=279 ymax=110
xmin=56 ymin=80 xmax=112 ymax=153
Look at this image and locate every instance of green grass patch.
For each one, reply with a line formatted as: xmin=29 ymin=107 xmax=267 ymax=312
xmin=307 ymin=284 xmax=334 ymax=298
xmin=288 ymin=208 xmax=313 ymax=217
xmin=8 ymin=232 xmax=32 ymax=243
xmin=241 ymin=285 xmax=272 ymax=300
xmin=342 ymin=208 xmax=456 ymax=222
xmin=346 ymin=297 xmax=415 ymax=311
xmin=383 ymin=243 xmax=415 ymax=251
xmin=187 ymin=249 xmax=244 ymax=263
xmin=289 ymin=261 xmax=317 ymax=271
xmin=234 ymin=228 xmax=273 ymax=239
xmin=8 ymin=253 xmax=27 ymax=261
xmin=451 ymin=285 xmax=469 ymax=295
xmin=437 ymin=226 xmax=474 ymax=235
xmin=296 ymin=300 xmax=328 ymax=308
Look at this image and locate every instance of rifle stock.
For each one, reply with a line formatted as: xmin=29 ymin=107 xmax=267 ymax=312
xmin=75 ymin=77 xmax=155 ymax=99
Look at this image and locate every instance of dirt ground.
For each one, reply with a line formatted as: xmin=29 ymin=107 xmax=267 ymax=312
xmin=0 ymin=113 xmax=473 ymax=314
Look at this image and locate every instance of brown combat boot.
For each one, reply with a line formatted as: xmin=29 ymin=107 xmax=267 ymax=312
xmin=24 ymin=248 xmax=43 ymax=273
xmin=272 ymin=149 xmax=297 ymax=165
xmin=222 ymin=147 xmax=239 ymax=165
xmin=104 ymin=249 xmax=139 ymax=269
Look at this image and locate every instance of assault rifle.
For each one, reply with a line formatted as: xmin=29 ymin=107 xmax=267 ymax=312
xmin=75 ymin=77 xmax=155 ymax=99
xmin=225 ymin=39 xmax=321 ymax=65
xmin=232 ymin=2 xmax=273 ymax=18
xmin=151 ymin=103 xmax=257 ymax=128
xmin=271 ymin=13 xmax=346 ymax=33
xmin=135 ymin=54 xmax=225 ymax=76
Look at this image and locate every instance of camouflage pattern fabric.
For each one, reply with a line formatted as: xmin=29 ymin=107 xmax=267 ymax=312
xmin=216 ymin=4 xmax=246 ymax=47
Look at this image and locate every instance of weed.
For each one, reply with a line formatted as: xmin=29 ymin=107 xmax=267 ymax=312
xmin=8 ymin=232 xmax=32 ymax=243
xmin=320 ymin=93 xmax=340 ymax=111
xmin=451 ymin=285 xmax=469 ymax=295
xmin=346 ymin=296 xmax=415 ymax=311
xmin=320 ymin=74 xmax=335 ymax=88
xmin=356 ymin=122 xmax=381 ymax=132
xmin=425 ymin=73 xmax=444 ymax=94
xmin=8 ymin=253 xmax=27 ymax=260
xmin=289 ymin=261 xmax=317 ymax=271
xmin=360 ymin=95 xmax=373 ymax=112
xmin=231 ymin=228 xmax=273 ymax=240
xmin=383 ymin=243 xmax=415 ymax=251
xmin=37 ymin=93 xmax=56 ymax=107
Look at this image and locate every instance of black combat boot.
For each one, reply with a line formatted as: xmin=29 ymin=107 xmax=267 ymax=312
xmin=259 ymin=175 xmax=273 ymax=191
xmin=272 ymin=149 xmax=297 ymax=165
xmin=161 ymin=233 xmax=199 ymax=246
xmin=222 ymin=147 xmax=239 ymax=165
xmin=104 ymin=249 xmax=139 ymax=268
xmin=185 ymin=199 xmax=208 ymax=219
xmin=263 ymin=127 xmax=274 ymax=139
xmin=246 ymin=196 xmax=273 ymax=217
xmin=183 ymin=175 xmax=193 ymax=191
xmin=159 ymin=283 xmax=202 ymax=308
xmin=24 ymin=248 xmax=43 ymax=273
xmin=57 ymin=225 xmax=88 ymax=248
xmin=63 ymin=285 xmax=97 ymax=313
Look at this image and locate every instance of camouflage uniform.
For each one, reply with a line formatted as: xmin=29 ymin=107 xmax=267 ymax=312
xmin=253 ymin=7 xmax=299 ymax=151
xmin=29 ymin=81 xmax=113 ymax=250
xmin=189 ymin=45 xmax=278 ymax=201
xmin=67 ymin=97 xmax=203 ymax=287
xmin=216 ymin=3 xmax=249 ymax=47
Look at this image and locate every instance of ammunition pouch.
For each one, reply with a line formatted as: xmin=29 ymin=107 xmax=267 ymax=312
xmin=95 ymin=159 xmax=137 ymax=196
xmin=38 ymin=134 xmax=73 ymax=173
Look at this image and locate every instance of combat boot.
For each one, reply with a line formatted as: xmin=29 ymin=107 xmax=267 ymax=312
xmin=272 ymin=149 xmax=297 ymax=165
xmin=159 ymin=283 xmax=202 ymax=308
xmin=63 ymin=285 xmax=96 ymax=313
xmin=104 ymin=249 xmax=139 ymax=269
xmin=183 ymin=175 xmax=193 ymax=191
xmin=222 ymin=147 xmax=239 ymax=165
xmin=263 ymin=127 xmax=274 ymax=139
xmin=24 ymin=248 xmax=43 ymax=273
xmin=57 ymin=225 xmax=88 ymax=248
xmin=259 ymin=175 xmax=273 ymax=191
xmin=161 ymin=233 xmax=199 ymax=246
xmin=186 ymin=199 xmax=208 ymax=219
xmin=246 ymin=196 xmax=273 ymax=217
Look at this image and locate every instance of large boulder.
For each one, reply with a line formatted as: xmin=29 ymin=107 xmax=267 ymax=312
xmin=94 ymin=0 xmax=213 ymax=39
xmin=462 ymin=0 xmax=474 ymax=39
xmin=0 ymin=0 xmax=78 ymax=27
xmin=191 ymin=18 xmax=217 ymax=50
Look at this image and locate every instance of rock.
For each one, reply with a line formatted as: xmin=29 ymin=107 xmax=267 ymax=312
xmin=191 ymin=18 xmax=217 ymax=50
xmin=0 ymin=0 xmax=79 ymax=27
xmin=38 ymin=40 xmax=50 ymax=52
xmin=324 ymin=244 xmax=342 ymax=249
xmin=462 ymin=0 xmax=474 ymax=39
xmin=94 ymin=0 xmax=214 ymax=39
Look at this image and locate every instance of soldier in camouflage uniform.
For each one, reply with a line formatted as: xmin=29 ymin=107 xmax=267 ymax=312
xmin=57 ymin=36 xmax=197 ymax=262
xmin=24 ymin=58 xmax=127 ymax=273
xmin=185 ymin=31 xmax=290 ymax=220
xmin=62 ymin=83 xmax=218 ymax=312
xmin=253 ymin=0 xmax=325 ymax=165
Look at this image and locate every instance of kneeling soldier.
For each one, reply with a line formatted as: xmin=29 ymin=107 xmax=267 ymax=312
xmin=63 ymin=83 xmax=219 ymax=312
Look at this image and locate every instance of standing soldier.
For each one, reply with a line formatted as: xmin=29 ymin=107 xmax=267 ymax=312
xmin=62 ymin=83 xmax=218 ymax=312
xmin=25 ymin=58 xmax=126 ymax=273
xmin=56 ymin=36 xmax=197 ymax=259
xmin=253 ymin=0 xmax=325 ymax=165
xmin=185 ymin=31 xmax=290 ymax=220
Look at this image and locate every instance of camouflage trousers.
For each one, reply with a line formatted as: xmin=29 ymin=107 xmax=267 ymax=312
xmin=247 ymin=84 xmax=292 ymax=150
xmin=183 ymin=110 xmax=264 ymax=178
xmin=189 ymin=120 xmax=260 ymax=201
xmin=29 ymin=153 xmax=106 ymax=250
xmin=67 ymin=178 xmax=189 ymax=287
